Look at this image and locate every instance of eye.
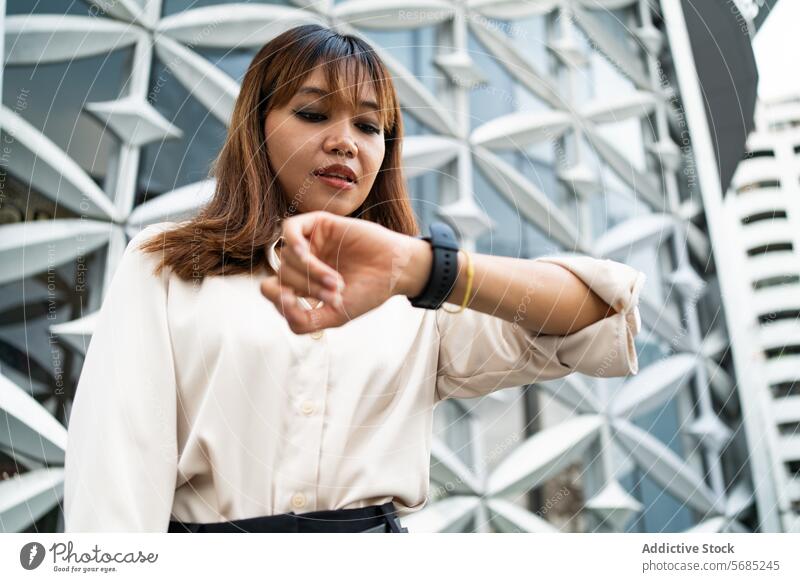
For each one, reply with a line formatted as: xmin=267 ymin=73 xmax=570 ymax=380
xmin=358 ymin=123 xmax=381 ymax=135
xmin=294 ymin=109 xmax=326 ymax=122
xmin=294 ymin=109 xmax=381 ymax=135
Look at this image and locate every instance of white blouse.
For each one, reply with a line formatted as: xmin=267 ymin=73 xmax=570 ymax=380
xmin=63 ymin=221 xmax=646 ymax=532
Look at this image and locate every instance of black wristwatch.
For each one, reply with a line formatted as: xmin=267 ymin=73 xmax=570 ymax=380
xmin=407 ymin=221 xmax=460 ymax=310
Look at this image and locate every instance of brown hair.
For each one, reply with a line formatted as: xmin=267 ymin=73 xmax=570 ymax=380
xmin=139 ymin=23 xmax=419 ymax=281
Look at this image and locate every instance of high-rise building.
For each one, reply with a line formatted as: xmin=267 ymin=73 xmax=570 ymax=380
xmin=0 ymin=0 xmax=785 ymax=533
xmin=723 ymin=95 xmax=800 ymax=533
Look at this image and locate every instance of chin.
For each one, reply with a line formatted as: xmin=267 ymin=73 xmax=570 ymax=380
xmin=306 ymin=188 xmax=365 ymax=215
xmin=299 ymin=197 xmax=360 ymax=217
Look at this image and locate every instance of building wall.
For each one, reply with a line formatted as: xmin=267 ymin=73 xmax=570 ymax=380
xmin=725 ymin=95 xmax=800 ymax=532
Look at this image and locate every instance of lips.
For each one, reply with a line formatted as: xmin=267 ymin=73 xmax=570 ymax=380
xmin=313 ymin=164 xmax=357 ymax=183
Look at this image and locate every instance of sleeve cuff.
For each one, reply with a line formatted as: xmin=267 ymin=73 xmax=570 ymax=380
xmin=531 ymin=255 xmax=647 ymax=377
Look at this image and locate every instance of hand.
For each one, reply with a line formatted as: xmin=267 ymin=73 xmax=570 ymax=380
xmin=259 ymin=211 xmax=431 ymax=334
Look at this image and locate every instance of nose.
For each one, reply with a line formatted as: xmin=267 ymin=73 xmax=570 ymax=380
xmin=324 ymin=121 xmax=358 ymax=159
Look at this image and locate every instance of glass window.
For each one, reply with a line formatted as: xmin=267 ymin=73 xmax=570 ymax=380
xmin=361 ymin=27 xmax=442 ymax=95
xmin=162 ymin=0 xmax=290 ymax=17
xmin=0 ymin=244 xmax=108 ymax=412
xmin=468 ymin=31 xmax=516 ymax=132
xmin=7 ymin=0 xmax=92 ymax=15
xmin=590 ymin=182 xmax=648 ymax=236
xmin=195 ymin=47 xmax=258 ymax=85
xmin=409 ymin=172 xmax=440 ymax=231
xmin=620 ymin=469 xmax=695 ymax=532
xmin=615 ymin=337 xmax=695 ymax=531
xmin=0 ymin=172 xmax=81 ymax=223
xmin=2 ymin=47 xmax=134 ymax=192
xmin=628 ymin=244 xmax=666 ymax=307
xmin=586 ymin=32 xmax=637 ymax=102
xmin=595 ymin=118 xmax=647 ymax=174
xmin=514 ymin=150 xmax=562 ymax=207
xmin=473 ymin=166 xmax=563 ymax=258
xmin=432 ymin=400 xmax=475 ymax=473
xmin=402 ymin=105 xmax=434 ymax=136
xmin=138 ymin=56 xmax=228 ymax=202
xmin=510 ymin=14 xmax=548 ymax=67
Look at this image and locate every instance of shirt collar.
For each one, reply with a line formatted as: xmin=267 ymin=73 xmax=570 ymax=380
xmin=267 ymin=236 xmax=283 ymax=273
xmin=266 ymin=236 xmax=320 ymax=312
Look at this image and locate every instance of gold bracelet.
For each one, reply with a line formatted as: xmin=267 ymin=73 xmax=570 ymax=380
xmin=442 ymin=249 xmax=474 ymax=314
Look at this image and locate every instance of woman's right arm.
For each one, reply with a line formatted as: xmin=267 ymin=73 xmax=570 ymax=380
xmin=63 ymin=224 xmax=179 ymax=532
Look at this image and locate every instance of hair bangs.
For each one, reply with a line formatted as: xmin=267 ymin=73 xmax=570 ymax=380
xmin=321 ymin=51 xmax=397 ymax=133
xmin=267 ymin=34 xmax=397 ymax=133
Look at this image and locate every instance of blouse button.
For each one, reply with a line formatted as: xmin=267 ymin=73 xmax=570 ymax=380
xmin=291 ymin=492 xmax=307 ymax=509
xmin=310 ymin=329 xmax=324 ymax=340
xmin=300 ymin=400 xmax=316 ymax=415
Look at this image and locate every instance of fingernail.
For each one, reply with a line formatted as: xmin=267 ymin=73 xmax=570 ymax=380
xmin=320 ymin=289 xmax=342 ymax=307
xmin=323 ymin=274 xmax=339 ymax=289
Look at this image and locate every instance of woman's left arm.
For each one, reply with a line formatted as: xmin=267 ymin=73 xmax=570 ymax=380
xmin=259 ymin=211 xmax=645 ymax=351
xmin=398 ymin=242 xmax=622 ymax=336
xmin=421 ymin=250 xmax=648 ymax=402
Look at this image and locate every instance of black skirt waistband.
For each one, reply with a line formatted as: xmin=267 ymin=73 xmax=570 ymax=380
xmin=168 ymin=501 xmax=409 ymax=533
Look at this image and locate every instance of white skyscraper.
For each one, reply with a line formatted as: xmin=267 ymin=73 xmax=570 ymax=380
xmin=724 ymin=95 xmax=800 ymax=532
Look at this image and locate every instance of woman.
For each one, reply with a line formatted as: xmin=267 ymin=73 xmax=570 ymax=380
xmin=63 ymin=24 xmax=646 ymax=533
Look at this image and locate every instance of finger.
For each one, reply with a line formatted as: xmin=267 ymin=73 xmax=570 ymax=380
xmin=260 ymin=276 xmax=290 ymax=307
xmin=281 ymin=241 xmax=346 ymax=294
xmin=283 ymin=237 xmax=346 ymax=294
xmin=260 ymin=276 xmax=305 ymax=324
xmin=282 ymin=212 xmax=345 ymax=291
xmin=261 ymin=276 xmax=347 ymax=330
xmin=281 ymin=210 xmax=325 ymax=254
xmin=275 ymin=255 xmax=344 ymax=308
xmin=285 ymin=301 xmax=347 ymax=335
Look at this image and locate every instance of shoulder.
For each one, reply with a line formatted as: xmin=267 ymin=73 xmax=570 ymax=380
xmin=128 ymin=221 xmax=183 ymax=251
xmin=120 ymin=221 xmax=183 ymax=281
xmin=125 ymin=220 xmax=186 ymax=264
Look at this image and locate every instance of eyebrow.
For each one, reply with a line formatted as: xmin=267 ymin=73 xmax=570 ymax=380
xmin=295 ymin=86 xmax=380 ymax=113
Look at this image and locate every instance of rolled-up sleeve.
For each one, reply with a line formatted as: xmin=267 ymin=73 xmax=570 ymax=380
xmin=434 ymin=255 xmax=646 ymax=402
xmin=63 ymin=224 xmax=178 ymax=532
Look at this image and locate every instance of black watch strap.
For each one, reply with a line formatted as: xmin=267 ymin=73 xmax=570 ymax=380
xmin=408 ymin=222 xmax=460 ymax=310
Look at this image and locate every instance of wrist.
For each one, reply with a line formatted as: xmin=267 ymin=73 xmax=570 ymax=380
xmin=397 ymin=237 xmax=433 ymax=298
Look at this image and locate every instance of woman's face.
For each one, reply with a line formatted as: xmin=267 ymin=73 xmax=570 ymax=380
xmin=264 ymin=68 xmax=386 ymax=217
